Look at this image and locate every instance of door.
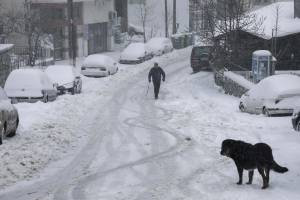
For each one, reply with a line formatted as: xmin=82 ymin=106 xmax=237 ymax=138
xmin=88 ymin=23 xmax=108 ymax=55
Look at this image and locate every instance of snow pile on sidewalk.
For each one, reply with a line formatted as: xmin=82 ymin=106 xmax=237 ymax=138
xmin=0 ymin=47 xmax=192 ymax=189
xmin=224 ymin=71 xmax=254 ymax=90
xmin=157 ymin=69 xmax=300 ymax=199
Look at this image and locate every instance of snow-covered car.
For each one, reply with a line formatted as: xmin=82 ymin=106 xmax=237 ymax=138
xmin=0 ymin=87 xmax=19 ymax=145
xmin=81 ymin=54 xmax=118 ymax=77
xmin=4 ymin=69 xmax=57 ymax=103
xmin=119 ymin=42 xmax=153 ymax=64
xmin=46 ymin=65 xmax=82 ymax=95
xmin=146 ymin=37 xmax=173 ymax=56
xmin=239 ymin=74 xmax=300 ymax=116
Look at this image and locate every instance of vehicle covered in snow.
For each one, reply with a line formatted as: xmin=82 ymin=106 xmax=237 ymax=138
xmin=0 ymin=87 xmax=19 ymax=145
xmin=119 ymin=42 xmax=153 ymax=64
xmin=239 ymin=74 xmax=300 ymax=116
xmin=81 ymin=54 xmax=118 ymax=77
xmin=146 ymin=37 xmax=173 ymax=56
xmin=4 ymin=69 xmax=57 ymax=103
xmin=46 ymin=65 xmax=82 ymax=95
xmin=190 ymin=45 xmax=212 ymax=72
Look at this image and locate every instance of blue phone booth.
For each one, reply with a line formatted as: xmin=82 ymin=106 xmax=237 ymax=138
xmin=252 ymin=50 xmax=276 ymax=83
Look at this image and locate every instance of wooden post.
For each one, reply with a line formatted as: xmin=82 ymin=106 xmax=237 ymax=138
xmin=173 ymin=0 xmax=177 ymax=34
xmin=68 ymin=0 xmax=76 ymax=67
xmin=165 ymin=0 xmax=169 ymax=37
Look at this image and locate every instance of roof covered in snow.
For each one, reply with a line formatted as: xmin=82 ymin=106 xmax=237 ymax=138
xmin=250 ymin=2 xmax=300 ymax=39
xmin=0 ymin=44 xmax=14 ymax=54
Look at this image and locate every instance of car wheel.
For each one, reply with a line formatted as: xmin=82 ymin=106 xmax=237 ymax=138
xmin=44 ymin=95 xmax=49 ymax=103
xmin=263 ymin=107 xmax=270 ymax=117
xmin=0 ymin=126 xmax=4 ymax=145
xmin=296 ymin=120 xmax=300 ymax=132
xmin=7 ymin=118 xmax=18 ymax=138
xmin=71 ymin=87 xmax=75 ymax=95
xmin=239 ymin=103 xmax=245 ymax=112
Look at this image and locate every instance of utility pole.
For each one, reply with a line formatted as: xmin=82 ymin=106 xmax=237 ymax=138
xmin=172 ymin=0 xmax=177 ymax=34
xmin=165 ymin=0 xmax=169 ymax=37
xmin=68 ymin=0 xmax=76 ymax=67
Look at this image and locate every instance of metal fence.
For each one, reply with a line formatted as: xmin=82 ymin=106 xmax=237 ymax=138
xmin=11 ymin=46 xmax=55 ymax=68
xmin=0 ymin=46 xmax=54 ymax=87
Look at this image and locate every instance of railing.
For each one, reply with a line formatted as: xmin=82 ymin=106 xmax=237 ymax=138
xmin=11 ymin=46 xmax=55 ymax=69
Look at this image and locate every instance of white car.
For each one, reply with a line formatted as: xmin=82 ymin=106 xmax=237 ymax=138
xmin=119 ymin=43 xmax=153 ymax=64
xmin=239 ymin=74 xmax=300 ymax=116
xmin=146 ymin=37 xmax=173 ymax=56
xmin=4 ymin=69 xmax=57 ymax=103
xmin=46 ymin=65 xmax=82 ymax=95
xmin=81 ymin=54 xmax=118 ymax=77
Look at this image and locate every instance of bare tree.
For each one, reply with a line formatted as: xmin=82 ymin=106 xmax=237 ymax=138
xmin=133 ymin=0 xmax=156 ymax=42
xmin=23 ymin=0 xmax=44 ymax=66
xmin=197 ymin=0 xmax=265 ymax=69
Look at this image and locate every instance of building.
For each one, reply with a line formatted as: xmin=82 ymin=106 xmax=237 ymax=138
xmin=189 ymin=0 xmax=275 ymax=34
xmin=214 ymin=1 xmax=300 ymax=71
xmin=0 ymin=0 xmax=128 ymax=61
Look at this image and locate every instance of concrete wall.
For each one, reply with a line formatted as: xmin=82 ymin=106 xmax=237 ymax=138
xmin=82 ymin=0 xmax=114 ymax=24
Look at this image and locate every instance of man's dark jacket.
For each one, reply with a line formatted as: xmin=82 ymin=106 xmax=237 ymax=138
xmin=148 ymin=66 xmax=165 ymax=83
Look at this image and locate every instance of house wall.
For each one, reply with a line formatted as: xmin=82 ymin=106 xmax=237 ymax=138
xmin=82 ymin=1 xmax=113 ymax=24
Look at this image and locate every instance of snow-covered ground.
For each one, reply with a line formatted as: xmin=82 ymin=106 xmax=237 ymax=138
xmin=0 ymin=46 xmax=300 ymax=200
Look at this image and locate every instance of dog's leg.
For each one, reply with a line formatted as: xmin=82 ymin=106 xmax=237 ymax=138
xmin=247 ymin=170 xmax=254 ymax=184
xmin=236 ymin=164 xmax=243 ymax=185
xmin=265 ymin=167 xmax=270 ymax=187
xmin=257 ymin=167 xmax=268 ymax=189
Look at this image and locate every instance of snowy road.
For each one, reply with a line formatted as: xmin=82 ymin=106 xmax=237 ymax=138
xmin=1 ymin=49 xmax=300 ymax=199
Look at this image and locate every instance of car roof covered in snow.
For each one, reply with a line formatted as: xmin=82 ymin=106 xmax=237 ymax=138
xmin=249 ymin=74 xmax=300 ymax=98
xmin=121 ymin=43 xmax=148 ymax=60
xmin=146 ymin=37 xmax=172 ymax=51
xmin=4 ymin=68 xmax=54 ymax=97
xmin=83 ymin=54 xmax=115 ymax=68
xmin=0 ymin=44 xmax=14 ymax=54
xmin=45 ymin=65 xmax=76 ymax=86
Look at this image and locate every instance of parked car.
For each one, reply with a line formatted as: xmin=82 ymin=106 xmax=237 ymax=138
xmin=46 ymin=65 xmax=82 ymax=95
xmin=239 ymin=74 xmax=300 ymax=116
xmin=119 ymin=43 xmax=153 ymax=64
xmin=81 ymin=54 xmax=118 ymax=77
xmin=0 ymin=87 xmax=19 ymax=145
xmin=4 ymin=69 xmax=57 ymax=103
xmin=190 ymin=45 xmax=212 ymax=72
xmin=146 ymin=37 xmax=173 ymax=56
xmin=292 ymin=108 xmax=300 ymax=131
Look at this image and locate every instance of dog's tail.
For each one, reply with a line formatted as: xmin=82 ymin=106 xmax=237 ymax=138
xmin=271 ymin=160 xmax=288 ymax=173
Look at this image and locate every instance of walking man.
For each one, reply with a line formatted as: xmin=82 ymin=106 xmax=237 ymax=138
xmin=148 ymin=62 xmax=166 ymax=99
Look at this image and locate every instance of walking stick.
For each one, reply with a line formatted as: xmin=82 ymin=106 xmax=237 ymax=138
xmin=146 ymin=82 xmax=150 ymax=96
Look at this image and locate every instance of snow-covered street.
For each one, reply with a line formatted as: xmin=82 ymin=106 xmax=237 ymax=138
xmin=0 ymin=47 xmax=300 ymax=200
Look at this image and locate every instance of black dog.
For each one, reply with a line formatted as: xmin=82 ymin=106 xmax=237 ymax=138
xmin=220 ymin=139 xmax=288 ymax=189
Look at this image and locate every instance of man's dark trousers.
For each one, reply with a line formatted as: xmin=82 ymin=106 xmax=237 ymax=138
xmin=153 ymin=80 xmax=161 ymax=99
